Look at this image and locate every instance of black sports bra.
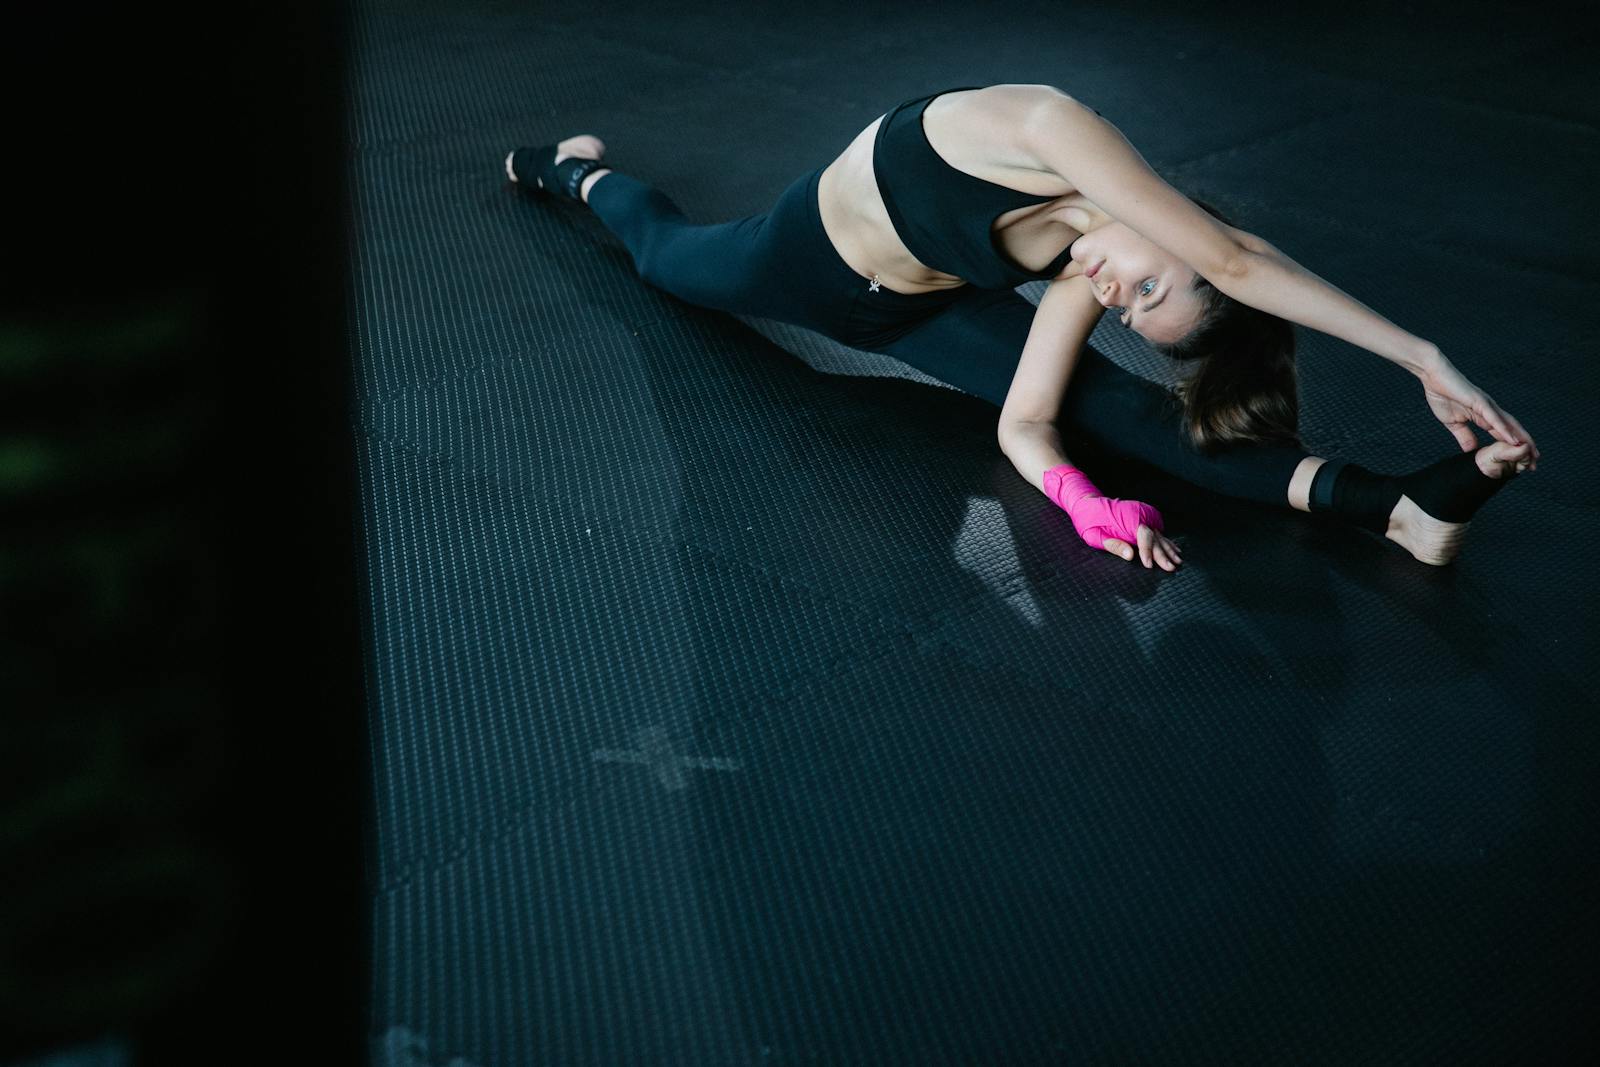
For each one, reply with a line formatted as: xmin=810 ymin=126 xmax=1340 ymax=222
xmin=872 ymin=86 xmax=1079 ymax=290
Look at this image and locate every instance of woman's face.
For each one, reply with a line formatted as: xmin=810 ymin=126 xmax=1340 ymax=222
xmin=1071 ymin=222 xmax=1206 ymax=345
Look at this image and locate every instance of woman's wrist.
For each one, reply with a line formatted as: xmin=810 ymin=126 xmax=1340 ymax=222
xmin=1000 ymin=420 xmax=1076 ymax=494
xmin=1409 ymin=340 xmax=1445 ymax=378
xmin=1042 ymin=464 xmax=1165 ymax=554
xmin=1043 ymin=464 xmax=1102 ymax=513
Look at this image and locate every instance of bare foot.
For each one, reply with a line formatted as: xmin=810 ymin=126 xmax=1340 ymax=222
xmin=505 ymin=135 xmax=609 ymax=201
xmin=1385 ymin=440 xmax=1532 ymax=565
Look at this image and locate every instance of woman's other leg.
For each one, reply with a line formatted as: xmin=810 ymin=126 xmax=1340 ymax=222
xmin=586 ymin=172 xmax=766 ymax=312
xmin=512 ymin=137 xmax=815 ymax=318
xmin=875 ymin=286 xmax=1311 ymax=508
xmin=578 ymin=166 xmax=859 ymax=332
xmin=523 ymin=140 xmax=969 ymax=354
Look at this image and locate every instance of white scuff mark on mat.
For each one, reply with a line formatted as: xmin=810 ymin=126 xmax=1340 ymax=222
xmin=372 ymin=1026 xmax=480 ymax=1067
xmin=593 ymin=724 xmax=743 ymax=791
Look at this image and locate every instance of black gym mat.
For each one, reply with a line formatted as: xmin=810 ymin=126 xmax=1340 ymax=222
xmin=350 ymin=2 xmax=1599 ymax=1063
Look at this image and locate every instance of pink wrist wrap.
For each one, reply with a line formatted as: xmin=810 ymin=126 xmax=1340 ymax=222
xmin=1043 ymin=464 xmax=1164 ymax=550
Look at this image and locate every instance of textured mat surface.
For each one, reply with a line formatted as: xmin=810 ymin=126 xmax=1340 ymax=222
xmin=349 ymin=2 xmax=1599 ymax=1063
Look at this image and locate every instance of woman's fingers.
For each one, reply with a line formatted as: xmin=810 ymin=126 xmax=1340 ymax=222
xmin=1496 ymin=407 xmax=1540 ymax=467
xmin=1423 ymin=359 xmax=1540 ymax=469
xmin=1142 ymin=525 xmax=1182 ymax=571
xmin=1475 ymin=394 xmax=1539 ymax=463
xmin=1480 ymin=403 xmax=1519 ymax=450
xmin=1102 ymin=528 xmax=1184 ymax=570
xmin=1163 ymin=537 xmax=1182 ymax=569
xmin=1137 ymin=524 xmax=1155 ymax=568
xmin=1500 ymin=441 xmax=1535 ymax=476
xmin=1101 ymin=537 xmax=1135 ymax=562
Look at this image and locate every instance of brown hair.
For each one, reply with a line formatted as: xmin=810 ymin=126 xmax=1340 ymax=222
xmin=1149 ymin=199 xmax=1302 ymax=452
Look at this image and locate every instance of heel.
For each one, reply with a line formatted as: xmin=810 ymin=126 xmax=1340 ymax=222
xmin=1388 ymin=495 xmax=1471 ymax=566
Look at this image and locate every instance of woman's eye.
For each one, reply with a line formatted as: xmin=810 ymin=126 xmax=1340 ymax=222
xmin=1140 ymin=279 xmax=1157 ymax=297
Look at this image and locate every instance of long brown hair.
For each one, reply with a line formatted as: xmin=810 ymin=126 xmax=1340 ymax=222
xmin=1150 ymin=199 xmax=1302 ymax=452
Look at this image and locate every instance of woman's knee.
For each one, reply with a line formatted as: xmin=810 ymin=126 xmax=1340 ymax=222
xmin=632 ymin=238 xmax=673 ymax=290
xmin=1062 ymin=349 xmax=1175 ymax=430
xmin=630 ymin=229 xmax=703 ymax=297
xmin=635 ymin=242 xmax=726 ymax=309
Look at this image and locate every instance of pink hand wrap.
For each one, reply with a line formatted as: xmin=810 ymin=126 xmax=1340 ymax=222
xmin=1043 ymin=464 xmax=1164 ymax=550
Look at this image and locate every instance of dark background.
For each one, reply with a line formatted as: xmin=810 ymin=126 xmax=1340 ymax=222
xmin=2 ymin=2 xmax=365 ymax=1063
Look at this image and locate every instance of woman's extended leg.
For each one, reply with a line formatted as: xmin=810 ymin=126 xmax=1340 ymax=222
xmin=514 ymin=138 xmax=868 ymax=336
xmin=871 ymin=285 xmax=1523 ymax=564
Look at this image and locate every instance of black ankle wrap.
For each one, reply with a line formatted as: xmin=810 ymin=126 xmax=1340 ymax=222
xmin=509 ymin=145 xmax=607 ymax=202
xmin=1310 ymin=450 xmax=1508 ymax=534
xmin=550 ymin=155 xmax=606 ymax=200
xmin=1310 ymin=460 xmax=1400 ymax=534
xmin=1396 ymin=450 xmax=1509 ymax=522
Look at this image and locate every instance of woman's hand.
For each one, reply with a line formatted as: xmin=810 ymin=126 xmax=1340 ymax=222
xmin=1102 ymin=524 xmax=1184 ymax=572
xmin=1043 ymin=465 xmax=1183 ymax=571
xmin=1420 ymin=356 xmax=1541 ymax=471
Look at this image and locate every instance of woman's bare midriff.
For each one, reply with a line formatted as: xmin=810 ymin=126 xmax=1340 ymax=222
xmin=815 ymin=87 xmax=1110 ymax=295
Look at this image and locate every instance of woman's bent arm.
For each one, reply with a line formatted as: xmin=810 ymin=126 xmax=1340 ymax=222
xmin=998 ymin=278 xmax=1100 ymax=489
xmin=999 ymin=276 xmax=1102 ymax=483
xmin=996 ymin=278 xmax=1186 ymax=570
xmin=999 ymin=276 xmax=1103 ymax=430
xmin=999 ymin=278 xmax=1101 ymax=487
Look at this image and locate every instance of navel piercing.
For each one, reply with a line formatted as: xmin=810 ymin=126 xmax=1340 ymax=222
xmin=869 ymin=274 xmax=881 ymax=293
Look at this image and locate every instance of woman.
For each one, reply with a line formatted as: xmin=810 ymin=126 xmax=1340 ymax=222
xmin=506 ymin=84 xmax=1539 ymax=571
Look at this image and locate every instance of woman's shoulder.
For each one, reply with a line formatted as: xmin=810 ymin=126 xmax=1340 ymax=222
xmin=970 ymin=84 xmax=1095 ymax=112
xmin=940 ymin=85 xmax=1103 ymax=140
xmin=929 ymin=85 xmax=1101 ymax=172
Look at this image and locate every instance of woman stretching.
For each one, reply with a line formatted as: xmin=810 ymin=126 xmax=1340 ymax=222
xmin=506 ymin=84 xmax=1539 ymax=572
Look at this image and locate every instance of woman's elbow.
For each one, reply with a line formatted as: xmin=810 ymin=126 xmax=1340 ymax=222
xmin=1213 ymin=243 xmax=1253 ymax=283
xmin=997 ymin=416 xmax=1051 ymax=456
xmin=1220 ymin=227 xmax=1286 ymax=278
xmin=1199 ymin=244 xmax=1256 ymax=298
xmin=997 ymin=418 xmax=1027 ymax=455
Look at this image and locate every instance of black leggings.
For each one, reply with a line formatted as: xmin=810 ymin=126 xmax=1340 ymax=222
xmin=586 ymin=166 xmax=1312 ymax=507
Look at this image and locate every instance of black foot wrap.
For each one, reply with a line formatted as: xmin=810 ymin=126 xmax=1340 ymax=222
xmin=1310 ymin=450 xmax=1512 ymax=534
xmin=508 ymin=144 xmax=607 ymax=202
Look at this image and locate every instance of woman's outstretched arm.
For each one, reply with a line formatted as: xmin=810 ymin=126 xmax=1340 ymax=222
xmin=1019 ymin=91 xmax=1538 ymax=457
xmin=1017 ymin=90 xmax=1439 ymax=375
xmin=1212 ymin=236 xmax=1441 ymax=376
xmin=1225 ymin=238 xmax=1538 ymax=456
